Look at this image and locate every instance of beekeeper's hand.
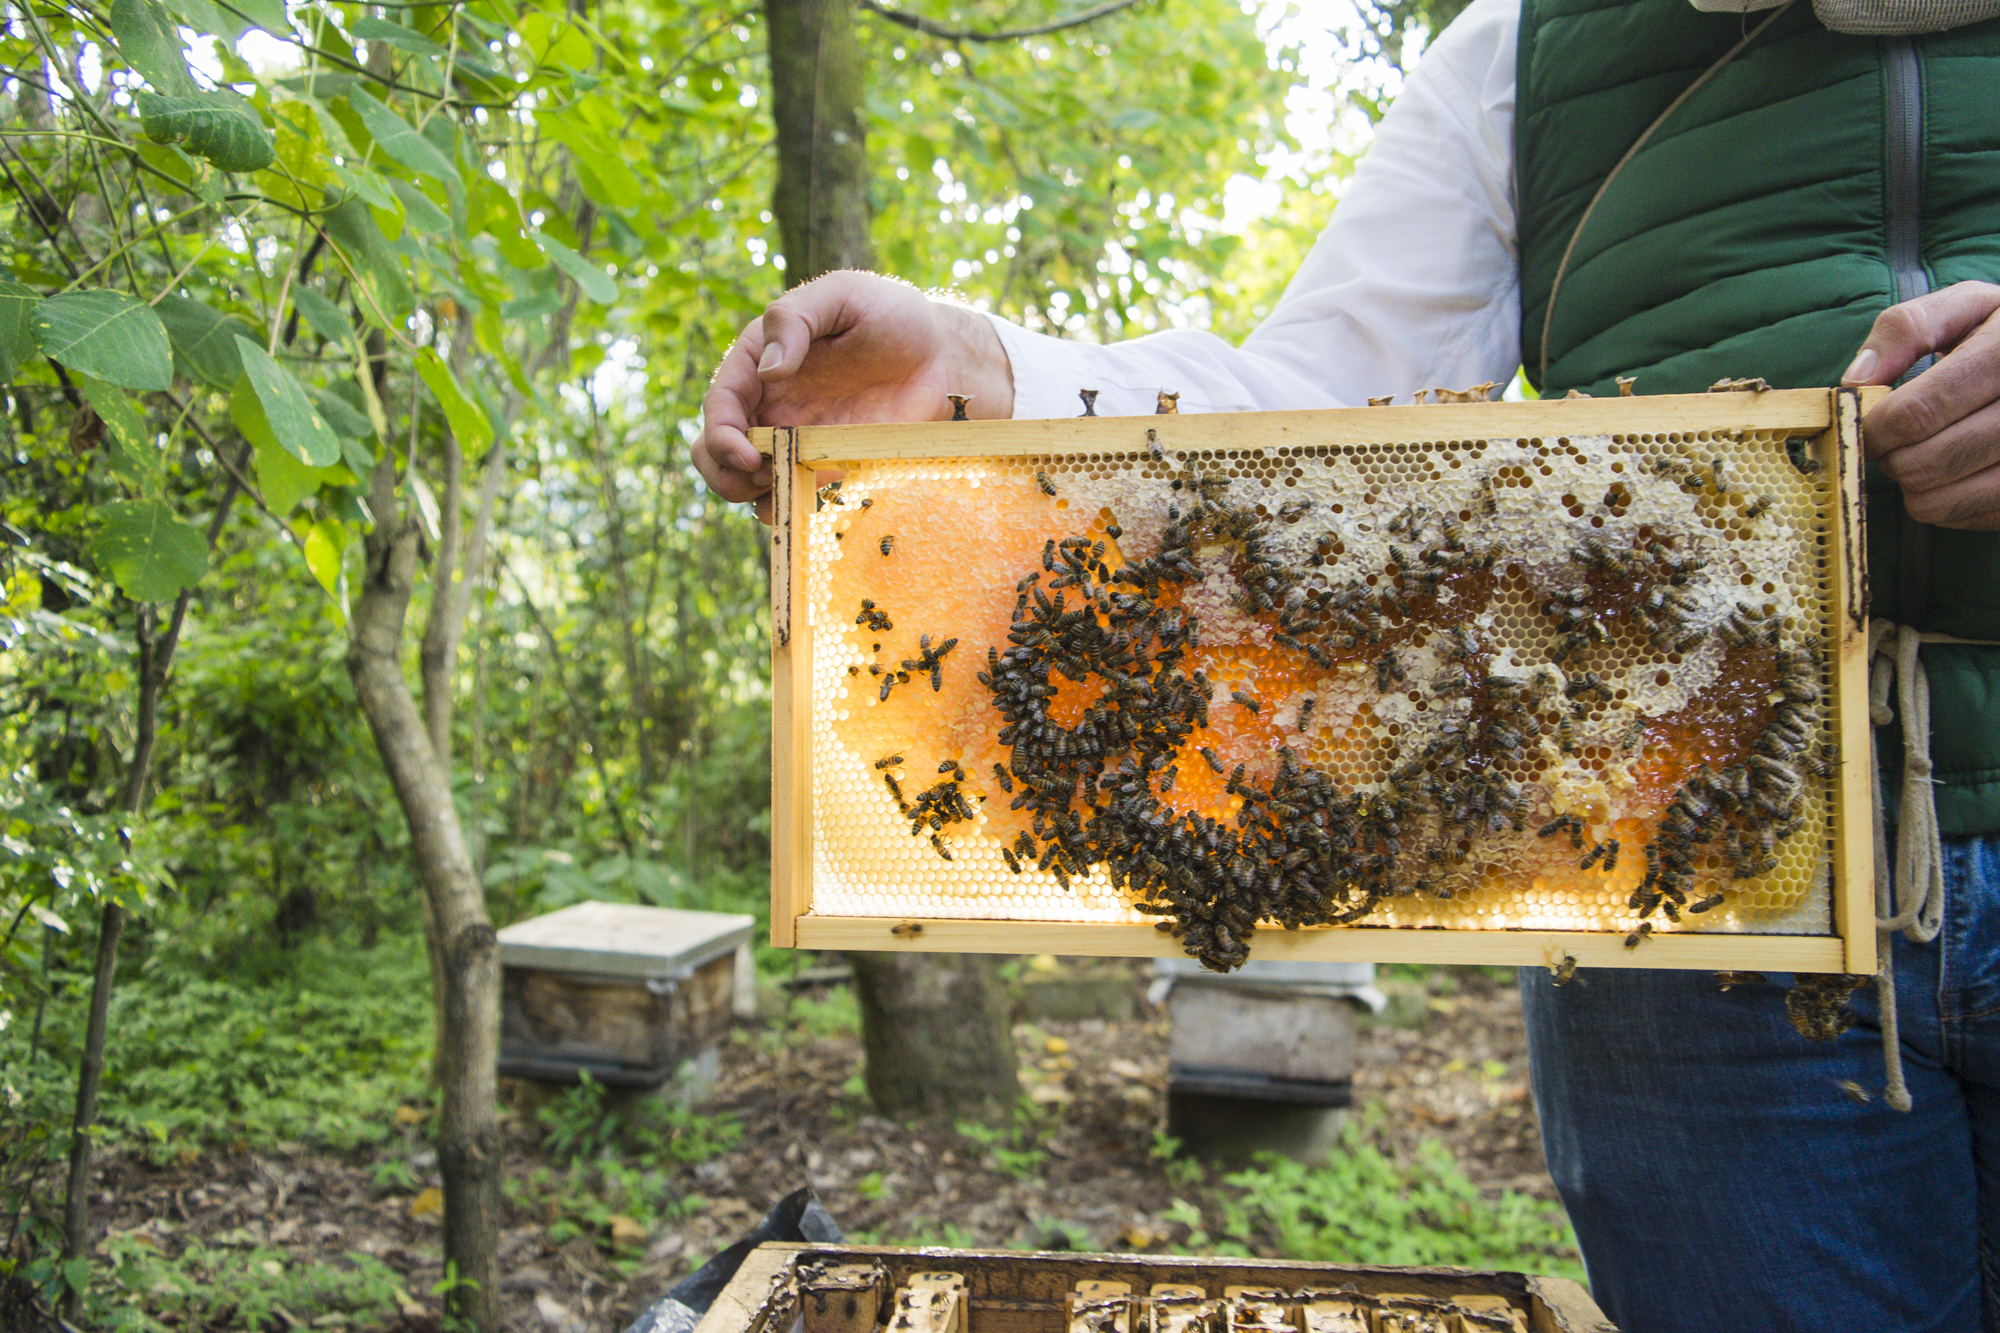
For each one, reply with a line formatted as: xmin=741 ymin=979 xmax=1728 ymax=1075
xmin=694 ymin=271 xmax=1014 ymax=523
xmin=1851 ymin=280 xmax=2000 ymax=529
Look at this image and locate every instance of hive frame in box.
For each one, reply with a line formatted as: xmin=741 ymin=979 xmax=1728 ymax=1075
xmin=759 ymin=387 xmax=1879 ymax=976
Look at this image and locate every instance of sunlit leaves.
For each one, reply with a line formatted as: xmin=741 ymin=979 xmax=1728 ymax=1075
xmin=87 ymin=501 xmax=209 ymax=602
xmin=415 ymin=350 xmax=495 ymax=453
xmin=33 ymin=291 xmax=173 ymax=392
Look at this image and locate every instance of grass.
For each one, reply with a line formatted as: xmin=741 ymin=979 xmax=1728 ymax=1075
xmin=1167 ymin=1109 xmax=1584 ymax=1279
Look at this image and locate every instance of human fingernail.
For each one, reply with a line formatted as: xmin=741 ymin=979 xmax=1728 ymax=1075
xmin=1842 ymin=348 xmax=1878 ymax=384
xmin=758 ymin=341 xmax=785 ymax=374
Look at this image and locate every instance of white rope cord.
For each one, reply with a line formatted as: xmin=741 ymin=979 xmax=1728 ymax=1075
xmin=1868 ymin=621 xmax=1949 ymax=1111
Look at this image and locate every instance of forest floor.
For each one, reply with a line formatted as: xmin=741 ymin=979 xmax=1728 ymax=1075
xmin=83 ymin=964 xmax=1572 ymax=1331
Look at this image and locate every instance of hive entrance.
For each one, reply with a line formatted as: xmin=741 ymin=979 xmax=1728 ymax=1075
xmin=767 ymin=393 xmax=1873 ymax=974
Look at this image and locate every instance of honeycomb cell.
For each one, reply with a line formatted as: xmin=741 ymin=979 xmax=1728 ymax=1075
xmin=802 ymin=427 xmax=1839 ymax=964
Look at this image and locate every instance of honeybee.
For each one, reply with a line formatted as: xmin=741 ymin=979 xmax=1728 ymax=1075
xmin=1297 ymin=697 xmax=1317 ymax=732
xmin=1078 ymin=389 xmax=1099 ymax=416
xmin=1200 ymin=747 xmax=1224 ymax=773
xmin=1001 ymin=847 xmax=1024 ymax=874
xmin=1743 ymin=494 xmax=1775 ymax=520
xmin=1231 ymin=690 xmax=1262 ymax=713
xmin=880 ymin=534 xmax=896 ymax=556
xmin=1548 ymin=952 xmax=1579 ymax=986
xmin=1036 ymin=470 xmax=1057 ymax=496
xmin=992 ymin=763 xmax=1013 ymax=793
xmin=1623 ymin=921 xmax=1654 ymax=948
xmin=874 ymin=754 xmax=903 ymax=770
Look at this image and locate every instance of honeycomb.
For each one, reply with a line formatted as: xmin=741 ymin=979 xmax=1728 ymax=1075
xmin=800 ymin=419 xmax=1841 ymax=971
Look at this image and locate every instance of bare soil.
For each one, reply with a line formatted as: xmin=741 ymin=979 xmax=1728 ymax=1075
xmin=86 ymin=964 xmax=1552 ymax=1331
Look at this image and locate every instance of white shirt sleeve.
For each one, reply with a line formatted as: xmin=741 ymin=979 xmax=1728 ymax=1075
xmin=988 ymin=0 xmax=1522 ymax=419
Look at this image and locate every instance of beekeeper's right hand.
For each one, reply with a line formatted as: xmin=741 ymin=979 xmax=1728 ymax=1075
xmin=694 ymin=271 xmax=1015 ymax=524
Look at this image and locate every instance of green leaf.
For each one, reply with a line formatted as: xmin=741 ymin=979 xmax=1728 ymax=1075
xmin=289 ymin=288 xmax=353 ymax=345
xmin=253 ymin=426 xmax=321 ymax=514
xmin=0 ymin=280 xmax=39 ymax=384
xmin=415 ymin=348 xmax=493 ymax=452
xmin=136 ymin=90 xmax=275 ymax=172
xmin=232 ymin=377 xmax=322 ymax=514
xmin=347 ymin=92 xmax=458 ymax=183
xmin=303 ymin=516 xmax=348 ymax=618
xmin=32 ymin=291 xmax=173 ymax=391
xmin=322 ymin=196 xmax=414 ymax=322
xmin=530 ymin=232 xmax=616 ymax=304
xmin=214 ymin=0 xmax=291 ymax=39
xmin=351 ymin=15 xmax=447 ymax=58
xmin=76 ymin=375 xmax=162 ymax=493
xmin=88 ymin=500 xmax=208 ymax=602
xmin=154 ymin=293 xmax=249 ymax=388
xmin=308 ymin=383 xmax=372 ymax=439
xmin=232 ymin=335 xmax=340 ymax=466
xmin=168 ymin=0 xmax=240 ymax=39
xmin=111 ymin=0 xmax=196 ymax=94
xmin=538 ymin=106 xmax=640 ymax=209
xmin=389 ymin=178 xmax=449 ymax=234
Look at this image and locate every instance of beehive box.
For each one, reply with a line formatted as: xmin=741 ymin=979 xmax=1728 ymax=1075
xmin=758 ymin=388 xmax=1878 ymax=976
xmin=496 ymin=903 xmax=753 ymax=1088
xmin=693 ymin=1243 xmax=1614 ymax=1333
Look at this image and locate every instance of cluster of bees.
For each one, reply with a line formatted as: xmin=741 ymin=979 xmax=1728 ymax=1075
xmin=836 ymin=428 xmax=1832 ymax=975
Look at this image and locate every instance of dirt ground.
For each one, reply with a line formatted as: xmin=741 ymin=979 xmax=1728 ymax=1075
xmin=86 ymin=963 xmax=1554 ymax=1331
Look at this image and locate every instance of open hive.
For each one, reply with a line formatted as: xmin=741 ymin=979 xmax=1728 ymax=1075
xmin=695 ymin=1242 xmax=1611 ymax=1333
xmin=760 ymin=388 xmax=1875 ymax=976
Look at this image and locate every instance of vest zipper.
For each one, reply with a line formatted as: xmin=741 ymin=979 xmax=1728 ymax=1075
xmin=1884 ymin=36 xmax=1934 ymax=623
xmin=1884 ymin=37 xmax=1929 ymax=307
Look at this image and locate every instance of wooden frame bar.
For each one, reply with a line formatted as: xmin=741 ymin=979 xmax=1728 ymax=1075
xmin=761 ymin=388 xmax=1883 ymax=972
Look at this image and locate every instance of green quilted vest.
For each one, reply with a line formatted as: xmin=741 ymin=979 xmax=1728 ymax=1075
xmin=1514 ymin=0 xmax=2000 ymax=832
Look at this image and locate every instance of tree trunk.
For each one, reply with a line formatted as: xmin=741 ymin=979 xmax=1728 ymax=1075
xmin=348 ymin=453 xmax=501 ymax=1332
xmin=764 ymin=0 xmax=1020 ymax=1121
xmin=61 ymin=466 xmax=243 ymax=1314
xmin=764 ymin=0 xmax=875 ymax=277
xmin=850 ymin=952 xmax=1020 ymax=1118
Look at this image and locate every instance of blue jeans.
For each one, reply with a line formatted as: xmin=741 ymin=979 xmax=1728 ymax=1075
xmin=1521 ymin=834 xmax=2000 ymax=1333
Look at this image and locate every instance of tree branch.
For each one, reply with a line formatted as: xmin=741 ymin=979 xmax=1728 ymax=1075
xmin=858 ymin=0 xmax=1148 ymax=42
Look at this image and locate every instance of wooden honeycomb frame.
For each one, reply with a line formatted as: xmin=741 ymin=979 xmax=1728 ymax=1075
xmin=758 ymin=388 xmax=1878 ymax=975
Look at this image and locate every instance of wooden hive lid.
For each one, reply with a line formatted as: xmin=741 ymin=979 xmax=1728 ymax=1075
xmin=497 ymin=902 xmax=755 ymax=978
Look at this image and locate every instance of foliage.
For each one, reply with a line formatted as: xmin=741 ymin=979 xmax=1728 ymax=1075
xmin=511 ymin=1073 xmax=743 ymax=1252
xmin=534 ymin=1070 xmax=743 ymax=1168
xmin=786 ymin=984 xmax=860 ymax=1039
xmin=955 ymin=1099 xmax=1053 ymax=1181
xmin=1168 ymin=1111 xmax=1583 ymax=1279
xmin=0 ymin=935 xmax=432 ymax=1162
xmin=85 ymin=1239 xmax=406 ymax=1333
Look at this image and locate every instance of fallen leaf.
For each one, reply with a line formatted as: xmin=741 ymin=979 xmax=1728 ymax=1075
xmin=1108 ymin=1058 xmax=1147 ymax=1081
xmin=1044 ymin=1036 xmax=1070 ymax=1055
xmin=1118 ymin=1223 xmax=1162 ymax=1250
xmin=1027 ymin=1083 xmax=1073 ymax=1105
xmin=608 ymin=1214 xmax=648 ymax=1246
xmin=410 ymin=1186 xmax=443 ymax=1217
xmin=394 ymin=1288 xmax=426 ymax=1318
xmin=394 ymin=1105 xmax=427 ymax=1125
